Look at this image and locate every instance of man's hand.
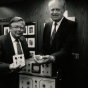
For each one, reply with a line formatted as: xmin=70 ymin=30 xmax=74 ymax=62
xmin=42 ymin=55 xmax=55 ymax=62
xmin=35 ymin=55 xmax=43 ymax=60
xmin=9 ymin=63 xmax=21 ymax=70
xmin=34 ymin=55 xmax=55 ymax=64
xmin=34 ymin=55 xmax=44 ymax=64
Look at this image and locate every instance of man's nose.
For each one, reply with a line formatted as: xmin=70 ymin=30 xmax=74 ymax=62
xmin=53 ymin=10 xmax=57 ymax=13
xmin=18 ymin=28 xmax=24 ymax=32
xmin=17 ymin=29 xmax=23 ymax=33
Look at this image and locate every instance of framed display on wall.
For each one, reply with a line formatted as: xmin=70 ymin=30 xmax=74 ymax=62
xmin=24 ymin=21 xmax=37 ymax=54
xmin=4 ymin=26 xmax=9 ymax=35
xmin=3 ymin=25 xmax=9 ymax=35
xmin=28 ymin=38 xmax=35 ymax=48
xmin=28 ymin=25 xmax=35 ymax=35
xmin=30 ymin=51 xmax=35 ymax=57
xmin=23 ymin=26 xmax=27 ymax=35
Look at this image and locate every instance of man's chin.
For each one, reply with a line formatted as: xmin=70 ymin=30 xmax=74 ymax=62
xmin=52 ymin=17 xmax=60 ymax=22
xmin=52 ymin=17 xmax=61 ymax=22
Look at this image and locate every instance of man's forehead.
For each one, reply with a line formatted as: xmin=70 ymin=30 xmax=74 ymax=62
xmin=50 ymin=2 xmax=64 ymax=8
xmin=50 ymin=4 xmax=63 ymax=9
xmin=11 ymin=21 xmax=25 ymax=26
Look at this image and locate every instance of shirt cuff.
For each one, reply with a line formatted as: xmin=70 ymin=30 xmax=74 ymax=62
xmin=50 ymin=55 xmax=55 ymax=62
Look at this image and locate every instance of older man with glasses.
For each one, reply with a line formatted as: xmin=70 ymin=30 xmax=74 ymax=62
xmin=0 ymin=16 xmax=31 ymax=88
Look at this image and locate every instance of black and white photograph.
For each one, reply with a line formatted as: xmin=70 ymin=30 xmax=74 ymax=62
xmin=0 ymin=0 xmax=88 ymax=88
xmin=28 ymin=38 xmax=35 ymax=48
xmin=44 ymin=23 xmax=45 ymax=27
xmin=23 ymin=26 xmax=27 ymax=35
xmin=26 ymin=38 xmax=28 ymax=42
xmin=28 ymin=25 xmax=35 ymax=35
xmin=30 ymin=51 xmax=35 ymax=57
xmin=4 ymin=27 xmax=9 ymax=35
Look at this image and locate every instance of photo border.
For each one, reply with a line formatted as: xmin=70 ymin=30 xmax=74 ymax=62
xmin=26 ymin=38 xmax=28 ymax=43
xmin=4 ymin=26 xmax=9 ymax=35
xmin=28 ymin=38 xmax=35 ymax=48
xmin=30 ymin=51 xmax=35 ymax=57
xmin=28 ymin=25 xmax=35 ymax=35
xmin=23 ymin=26 xmax=27 ymax=35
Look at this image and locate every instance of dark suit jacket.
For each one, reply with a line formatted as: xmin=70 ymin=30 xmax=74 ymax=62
xmin=0 ymin=33 xmax=30 ymax=88
xmin=40 ymin=17 xmax=77 ymax=68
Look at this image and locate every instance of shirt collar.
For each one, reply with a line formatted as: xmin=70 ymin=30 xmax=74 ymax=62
xmin=10 ymin=32 xmax=16 ymax=42
xmin=53 ymin=17 xmax=64 ymax=26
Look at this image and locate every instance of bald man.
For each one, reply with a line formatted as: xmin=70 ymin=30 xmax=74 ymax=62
xmin=0 ymin=16 xmax=31 ymax=88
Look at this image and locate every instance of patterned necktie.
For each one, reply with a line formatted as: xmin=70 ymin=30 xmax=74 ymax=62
xmin=50 ymin=22 xmax=57 ymax=45
xmin=16 ymin=39 xmax=23 ymax=54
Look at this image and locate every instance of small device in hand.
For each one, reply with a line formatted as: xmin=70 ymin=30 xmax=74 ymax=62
xmin=13 ymin=54 xmax=25 ymax=67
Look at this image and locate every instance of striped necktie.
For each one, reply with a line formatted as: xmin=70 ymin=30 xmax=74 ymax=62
xmin=50 ymin=22 xmax=57 ymax=45
xmin=16 ymin=39 xmax=23 ymax=54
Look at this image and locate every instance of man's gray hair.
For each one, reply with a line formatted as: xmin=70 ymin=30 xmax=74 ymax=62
xmin=9 ymin=16 xmax=25 ymax=27
xmin=48 ymin=0 xmax=66 ymax=8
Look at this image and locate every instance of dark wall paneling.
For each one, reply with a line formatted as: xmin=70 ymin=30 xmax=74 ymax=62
xmin=0 ymin=0 xmax=32 ymax=20
xmin=67 ymin=0 xmax=87 ymax=87
xmin=85 ymin=1 xmax=88 ymax=68
xmin=24 ymin=0 xmax=51 ymax=52
xmin=0 ymin=0 xmax=23 ymax=5
xmin=85 ymin=0 xmax=88 ymax=87
xmin=66 ymin=1 xmax=80 ymax=88
xmin=23 ymin=0 xmax=44 ymax=53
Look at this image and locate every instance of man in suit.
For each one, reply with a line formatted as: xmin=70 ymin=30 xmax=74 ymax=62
xmin=35 ymin=0 xmax=77 ymax=88
xmin=0 ymin=16 xmax=31 ymax=88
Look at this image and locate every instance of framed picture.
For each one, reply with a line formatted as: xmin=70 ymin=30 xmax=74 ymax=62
xmin=4 ymin=26 xmax=9 ymax=35
xmin=30 ymin=51 xmax=35 ymax=57
xmin=28 ymin=25 xmax=35 ymax=35
xmin=23 ymin=26 xmax=27 ymax=35
xmin=44 ymin=23 xmax=46 ymax=27
xmin=28 ymin=38 xmax=35 ymax=48
xmin=67 ymin=17 xmax=75 ymax=22
xmin=26 ymin=38 xmax=28 ymax=42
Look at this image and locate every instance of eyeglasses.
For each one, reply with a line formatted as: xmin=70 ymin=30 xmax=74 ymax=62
xmin=11 ymin=26 xmax=25 ymax=30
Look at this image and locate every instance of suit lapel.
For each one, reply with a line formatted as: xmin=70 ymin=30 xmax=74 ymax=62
xmin=19 ymin=37 xmax=27 ymax=55
xmin=5 ymin=34 xmax=15 ymax=58
xmin=6 ymin=34 xmax=15 ymax=55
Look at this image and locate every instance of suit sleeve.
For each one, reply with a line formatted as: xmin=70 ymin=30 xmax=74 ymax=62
xmin=51 ymin=22 xmax=77 ymax=61
xmin=39 ymin=24 xmax=47 ymax=55
xmin=0 ymin=40 xmax=10 ymax=72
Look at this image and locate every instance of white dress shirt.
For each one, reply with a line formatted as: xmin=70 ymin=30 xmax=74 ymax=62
xmin=10 ymin=32 xmax=23 ymax=55
xmin=51 ymin=17 xmax=64 ymax=36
